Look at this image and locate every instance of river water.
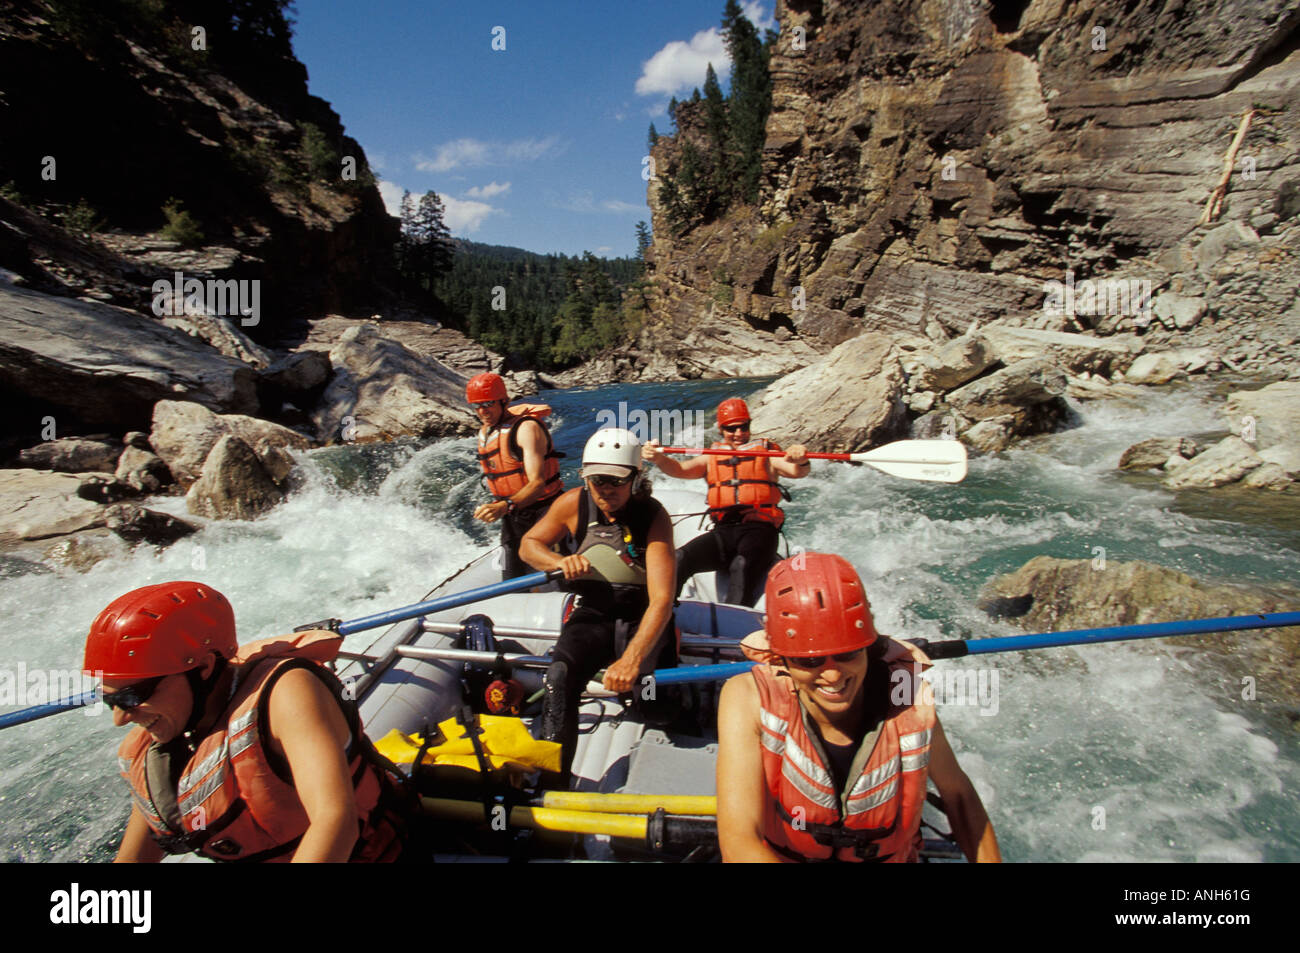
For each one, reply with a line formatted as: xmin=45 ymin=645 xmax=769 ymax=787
xmin=1 ymin=378 xmax=1296 ymax=862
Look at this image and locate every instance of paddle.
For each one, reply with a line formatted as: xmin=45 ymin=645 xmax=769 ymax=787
xmin=659 ymin=438 xmax=967 ymax=483
xmin=641 ymin=611 xmax=1300 ymax=686
xmin=0 ymin=569 xmax=565 ymax=731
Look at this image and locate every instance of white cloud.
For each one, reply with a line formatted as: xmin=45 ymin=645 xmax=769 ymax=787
xmin=443 ymin=195 xmax=497 ymax=233
xmin=557 ymin=191 xmax=645 ymax=215
xmin=741 ymin=1 xmax=776 ymax=32
xmin=415 ymin=136 xmax=561 ymax=173
xmin=377 ymin=180 xmax=407 ymax=217
xmin=635 ymin=27 xmax=730 ymax=97
xmin=465 ymin=181 xmax=511 ymax=199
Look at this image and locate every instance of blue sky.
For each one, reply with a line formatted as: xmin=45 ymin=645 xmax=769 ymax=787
xmin=290 ymin=1 xmax=775 ymax=259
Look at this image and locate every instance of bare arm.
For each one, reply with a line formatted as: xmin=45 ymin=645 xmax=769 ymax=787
xmin=113 ymin=803 xmax=166 ymax=863
xmin=768 ymin=441 xmax=811 ymax=479
xmin=520 ymin=489 xmax=590 ymax=578
xmin=716 ymin=674 xmax=790 ymax=862
xmin=643 ymin=440 xmax=708 ymax=480
xmin=927 ymin=717 xmax=1002 ymax=863
xmin=603 ymin=506 xmax=677 ymax=692
xmin=269 ymin=668 xmax=360 ymax=863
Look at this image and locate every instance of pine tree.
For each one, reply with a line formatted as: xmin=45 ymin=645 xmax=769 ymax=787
xmin=648 ymin=123 xmax=659 ymax=151
xmin=702 ymin=62 xmax=730 ymax=199
xmin=721 ymin=0 xmax=771 ymax=204
xmin=635 ymin=221 xmax=652 ymax=260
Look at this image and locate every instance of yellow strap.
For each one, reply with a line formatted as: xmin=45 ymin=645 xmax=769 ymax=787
xmin=538 ymin=792 xmax=716 ymax=816
xmin=420 ymin=798 xmax=648 ymax=838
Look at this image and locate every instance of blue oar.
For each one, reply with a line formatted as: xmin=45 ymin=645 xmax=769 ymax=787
xmin=646 ymin=611 xmax=1300 ymax=686
xmin=0 ymin=569 xmax=563 ymax=730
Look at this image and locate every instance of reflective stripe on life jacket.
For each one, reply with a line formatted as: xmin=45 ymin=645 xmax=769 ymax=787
xmin=705 ymin=439 xmax=786 ymax=528
xmin=752 ymin=639 xmax=936 ymax=862
xmin=118 ymin=641 xmax=405 ymax=863
xmin=477 ymin=409 xmax=564 ymax=502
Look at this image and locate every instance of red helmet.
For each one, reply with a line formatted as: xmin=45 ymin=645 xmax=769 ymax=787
xmin=84 ymin=582 xmax=238 ymax=679
xmin=717 ymin=398 xmax=750 ymax=428
xmin=764 ymin=553 xmax=877 ymax=656
xmin=466 ymin=373 xmax=507 ymax=404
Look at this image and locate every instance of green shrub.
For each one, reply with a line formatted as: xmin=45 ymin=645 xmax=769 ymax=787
xmin=160 ymin=198 xmax=204 ymax=247
xmin=302 ymin=123 xmax=339 ymax=182
xmin=62 ymin=198 xmax=104 ymax=233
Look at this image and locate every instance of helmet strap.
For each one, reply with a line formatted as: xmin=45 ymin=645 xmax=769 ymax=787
xmin=182 ymin=655 xmax=231 ymax=740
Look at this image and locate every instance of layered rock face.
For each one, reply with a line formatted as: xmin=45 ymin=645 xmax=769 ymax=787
xmin=642 ymin=0 xmax=1300 ymax=380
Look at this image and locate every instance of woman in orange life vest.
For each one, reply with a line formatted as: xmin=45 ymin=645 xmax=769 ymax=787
xmin=642 ymin=397 xmax=809 ymax=606
xmin=716 ymin=553 xmax=1001 ymax=863
xmin=468 ymin=372 xmax=565 ymax=580
xmin=85 ymin=582 xmax=408 ymax=863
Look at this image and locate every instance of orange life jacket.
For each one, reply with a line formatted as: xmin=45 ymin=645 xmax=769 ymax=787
xmin=705 ymin=439 xmax=786 ymax=528
xmin=753 ymin=639 xmax=936 ymax=862
xmin=117 ymin=633 xmax=406 ymax=863
xmin=477 ymin=406 xmax=564 ymax=502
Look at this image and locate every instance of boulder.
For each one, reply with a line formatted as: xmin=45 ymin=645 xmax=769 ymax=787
xmin=75 ymin=473 xmax=138 ymax=504
xmin=104 ymin=504 xmax=201 ymax=545
xmin=1151 ymin=292 xmax=1207 ymax=331
xmin=258 ymin=349 xmax=332 ymax=399
xmin=42 ymin=532 xmax=125 ymax=572
xmin=978 ymin=326 xmax=1142 ymax=375
xmin=1195 ymin=221 xmax=1260 ymax=272
xmin=900 ymin=334 xmax=996 ymax=392
xmin=18 ymin=437 xmax=120 ymax=473
xmin=944 ymin=358 xmax=1068 ymax=422
xmin=1223 ymin=381 xmax=1300 ymax=451
xmin=0 ymin=469 xmax=107 ymax=544
xmin=0 ymin=284 xmax=258 ymax=431
xmin=749 ymin=332 xmax=908 ymax=450
xmin=160 ymin=310 xmax=274 ymax=369
xmin=1118 ymin=437 xmax=1200 ymax=471
xmin=185 ymin=435 xmax=284 ymax=520
xmin=115 ymin=445 xmax=173 ymax=494
xmin=963 ymin=415 xmax=1020 ymax=454
xmin=150 ymin=400 xmax=309 ymax=489
xmin=1162 ymin=436 xmax=1263 ymax=489
xmin=1123 ymin=348 xmax=1216 ymax=385
xmin=1240 ymin=462 xmax=1292 ymax=489
xmin=1259 ymin=444 xmax=1300 ymax=478
xmin=311 ymin=324 xmax=476 ymax=443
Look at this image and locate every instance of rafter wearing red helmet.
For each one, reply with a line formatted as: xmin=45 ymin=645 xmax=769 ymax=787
xmin=642 ymin=397 xmax=810 ymax=606
xmin=85 ymin=582 xmax=409 ymax=863
xmin=715 ymin=553 xmax=1001 ymax=863
xmin=467 ymin=372 xmax=566 ymax=580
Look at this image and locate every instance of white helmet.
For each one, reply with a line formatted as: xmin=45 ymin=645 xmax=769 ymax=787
xmin=581 ymin=428 xmax=642 ymax=479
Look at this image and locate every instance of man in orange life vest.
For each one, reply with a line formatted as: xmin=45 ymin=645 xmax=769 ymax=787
xmin=716 ymin=553 xmax=1001 ymax=863
xmin=468 ymin=372 xmax=566 ymax=580
xmin=85 ymin=582 xmax=409 ymax=863
xmin=642 ymin=397 xmax=808 ymax=606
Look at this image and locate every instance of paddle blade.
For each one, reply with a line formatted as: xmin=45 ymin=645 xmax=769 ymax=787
xmin=850 ymin=440 xmax=967 ymax=483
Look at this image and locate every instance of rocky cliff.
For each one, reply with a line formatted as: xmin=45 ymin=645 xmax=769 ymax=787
xmin=637 ymin=0 xmax=1300 ymax=382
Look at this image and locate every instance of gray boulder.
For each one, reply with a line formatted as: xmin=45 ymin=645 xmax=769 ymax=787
xmin=151 ymin=400 xmax=308 ymax=489
xmin=0 ymin=469 xmax=107 ymax=543
xmin=18 ymin=437 xmax=121 ymax=473
xmin=1118 ymin=437 xmax=1201 ymax=471
xmin=105 ymin=504 xmax=201 ymax=545
xmin=944 ymin=358 xmax=1068 ymax=422
xmin=1223 ymin=381 xmax=1300 ymax=451
xmin=1162 ymin=436 xmax=1263 ymax=489
xmin=185 ymin=435 xmax=284 ymax=521
xmin=0 ymin=284 xmax=258 ymax=430
xmin=750 ymin=332 xmax=908 ymax=450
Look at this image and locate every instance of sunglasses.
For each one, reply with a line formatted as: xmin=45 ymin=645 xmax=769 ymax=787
xmin=588 ymin=473 xmax=633 ymax=488
xmin=101 ymin=675 xmax=168 ymax=711
xmin=470 ymin=401 xmax=498 ymax=410
xmin=721 ymin=423 xmax=750 ymax=432
xmin=785 ymin=650 xmax=865 ymax=670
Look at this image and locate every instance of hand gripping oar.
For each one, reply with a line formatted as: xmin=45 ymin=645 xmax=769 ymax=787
xmin=0 ymin=569 xmax=565 ymax=731
xmin=641 ymin=611 xmax=1300 ymax=686
xmin=659 ymin=439 xmax=967 ymax=483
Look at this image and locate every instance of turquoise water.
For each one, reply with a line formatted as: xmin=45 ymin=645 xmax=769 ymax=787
xmin=0 ymin=379 xmax=1296 ymax=861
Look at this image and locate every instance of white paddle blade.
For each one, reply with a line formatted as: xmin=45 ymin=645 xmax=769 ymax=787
xmin=850 ymin=440 xmax=968 ymax=483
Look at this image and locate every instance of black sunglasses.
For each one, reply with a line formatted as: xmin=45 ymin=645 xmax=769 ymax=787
xmin=588 ymin=473 xmax=633 ymax=488
xmin=786 ymin=650 xmax=865 ymax=669
xmin=101 ymin=675 xmax=167 ymax=711
xmin=470 ymin=401 xmax=498 ymax=410
xmin=722 ymin=423 xmax=750 ymax=432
